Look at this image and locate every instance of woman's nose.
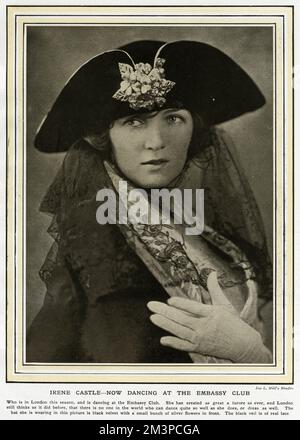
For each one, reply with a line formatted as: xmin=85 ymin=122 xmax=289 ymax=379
xmin=144 ymin=124 xmax=165 ymax=151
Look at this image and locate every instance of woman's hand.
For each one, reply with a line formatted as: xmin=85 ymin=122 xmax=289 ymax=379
xmin=147 ymin=272 xmax=272 ymax=363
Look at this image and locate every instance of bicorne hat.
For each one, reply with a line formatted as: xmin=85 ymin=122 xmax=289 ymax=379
xmin=35 ymin=40 xmax=266 ymax=153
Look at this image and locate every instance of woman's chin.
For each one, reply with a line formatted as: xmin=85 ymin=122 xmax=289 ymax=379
xmin=131 ymin=175 xmax=175 ymax=189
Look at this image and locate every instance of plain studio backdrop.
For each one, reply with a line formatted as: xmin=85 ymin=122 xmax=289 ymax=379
xmin=26 ymin=26 xmax=273 ymax=330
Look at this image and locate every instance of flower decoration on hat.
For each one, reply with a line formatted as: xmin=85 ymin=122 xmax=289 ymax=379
xmin=113 ymin=57 xmax=176 ymax=110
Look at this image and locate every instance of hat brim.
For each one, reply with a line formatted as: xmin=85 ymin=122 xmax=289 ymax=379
xmin=34 ymin=40 xmax=265 ymax=153
xmin=159 ymin=41 xmax=266 ymax=125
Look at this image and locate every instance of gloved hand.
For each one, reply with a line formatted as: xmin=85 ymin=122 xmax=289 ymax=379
xmin=147 ymin=271 xmax=272 ymax=363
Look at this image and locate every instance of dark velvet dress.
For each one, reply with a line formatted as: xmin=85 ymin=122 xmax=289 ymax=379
xmin=26 ymin=224 xmax=192 ymax=363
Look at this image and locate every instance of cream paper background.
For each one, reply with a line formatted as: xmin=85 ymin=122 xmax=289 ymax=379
xmin=0 ymin=0 xmax=299 ymax=419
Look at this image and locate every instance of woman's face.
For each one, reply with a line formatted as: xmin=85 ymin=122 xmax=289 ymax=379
xmin=109 ymin=108 xmax=193 ymax=188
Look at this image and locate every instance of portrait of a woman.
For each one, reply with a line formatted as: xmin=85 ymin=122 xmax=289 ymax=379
xmin=26 ymin=37 xmax=273 ymax=364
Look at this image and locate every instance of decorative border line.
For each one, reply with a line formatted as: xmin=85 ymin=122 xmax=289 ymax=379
xmin=5 ymin=6 xmax=294 ymax=384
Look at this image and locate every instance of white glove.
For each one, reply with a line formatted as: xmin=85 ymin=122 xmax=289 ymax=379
xmin=147 ymin=272 xmax=272 ymax=363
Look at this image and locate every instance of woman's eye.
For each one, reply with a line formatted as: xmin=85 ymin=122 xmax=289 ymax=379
xmin=124 ymin=118 xmax=144 ymax=127
xmin=167 ymin=114 xmax=184 ymax=124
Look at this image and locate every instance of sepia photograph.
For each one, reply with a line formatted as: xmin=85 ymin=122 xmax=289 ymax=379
xmin=0 ymin=1 xmax=298 ymax=430
xmin=25 ymin=25 xmax=274 ymax=365
xmin=4 ymin=4 xmax=294 ymax=388
xmin=2 ymin=2 xmax=297 ymax=425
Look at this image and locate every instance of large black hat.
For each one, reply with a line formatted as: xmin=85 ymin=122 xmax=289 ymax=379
xmin=35 ymin=40 xmax=265 ymax=153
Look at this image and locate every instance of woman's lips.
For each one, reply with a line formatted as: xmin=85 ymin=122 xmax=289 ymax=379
xmin=141 ymin=159 xmax=169 ymax=165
